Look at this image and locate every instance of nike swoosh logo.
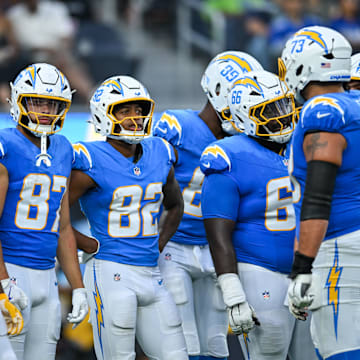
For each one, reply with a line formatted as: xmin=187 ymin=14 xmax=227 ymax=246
xmin=316 ymin=112 xmax=331 ymax=118
xmin=202 ymin=162 xmax=210 ymax=168
xmin=156 ymin=127 xmax=167 ymax=134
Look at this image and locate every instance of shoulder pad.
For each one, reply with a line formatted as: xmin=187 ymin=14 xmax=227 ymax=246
xmin=72 ymin=143 xmax=92 ymax=171
xmin=200 ymin=144 xmax=232 ymax=175
xmin=152 ymin=112 xmax=182 ymax=146
xmin=300 ymin=96 xmax=345 ymax=131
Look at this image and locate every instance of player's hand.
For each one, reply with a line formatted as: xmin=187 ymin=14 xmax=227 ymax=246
xmin=67 ymin=288 xmax=88 ymax=329
xmin=228 ymin=301 xmax=260 ymax=335
xmin=287 ymin=274 xmax=314 ymax=321
xmin=0 ymin=278 xmax=28 ymax=310
xmin=217 ymin=273 xmax=260 ymax=335
xmin=0 ymin=293 xmax=24 ymax=335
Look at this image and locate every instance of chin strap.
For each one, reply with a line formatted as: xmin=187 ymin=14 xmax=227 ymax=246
xmin=36 ymin=133 xmax=52 ymax=167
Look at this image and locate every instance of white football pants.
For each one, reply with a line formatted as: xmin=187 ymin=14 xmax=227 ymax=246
xmin=84 ymin=258 xmax=188 ymax=360
xmin=237 ymin=263 xmax=317 ymax=360
xmin=5 ymin=263 xmax=60 ymax=360
xmin=158 ymin=241 xmax=229 ymax=357
xmin=0 ymin=313 xmax=17 ymax=360
xmin=309 ymin=230 xmax=360 ymax=359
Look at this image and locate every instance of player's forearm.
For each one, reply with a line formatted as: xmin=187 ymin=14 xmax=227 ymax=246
xmin=210 ymin=240 xmax=238 ymax=275
xmin=298 ymin=219 xmax=328 ymax=258
xmin=204 ymin=218 xmax=238 ymax=275
xmin=0 ymin=243 xmax=9 ymax=281
xmin=57 ymin=227 xmax=84 ymax=289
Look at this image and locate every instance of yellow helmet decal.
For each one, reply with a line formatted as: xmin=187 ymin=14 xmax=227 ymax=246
xmin=233 ymin=77 xmax=263 ymax=95
xmin=293 ymin=29 xmax=328 ymax=54
xmin=25 ymin=65 xmax=36 ymax=87
xmin=102 ymin=79 xmax=124 ymax=95
xmin=216 ymin=54 xmax=253 ymax=72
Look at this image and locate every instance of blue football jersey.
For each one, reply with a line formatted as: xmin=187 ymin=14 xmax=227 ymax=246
xmin=152 ymin=110 xmax=217 ymax=245
xmin=0 ymin=128 xmax=73 ymax=270
xmin=290 ymin=91 xmax=360 ymax=241
xmin=72 ymin=137 xmax=175 ymax=267
xmin=200 ymin=134 xmax=296 ymax=274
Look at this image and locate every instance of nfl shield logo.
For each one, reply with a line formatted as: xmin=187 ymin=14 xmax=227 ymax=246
xmin=164 ymin=253 xmax=172 ymax=261
xmin=134 ymin=167 xmax=141 ymax=176
xmin=262 ymin=290 xmax=270 ymax=300
xmin=114 ymin=273 xmax=121 ymax=281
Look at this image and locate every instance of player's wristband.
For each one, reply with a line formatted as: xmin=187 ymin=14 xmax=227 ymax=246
xmin=0 ymin=279 xmax=10 ymax=290
xmin=289 ymin=251 xmax=315 ymax=279
xmin=217 ymin=273 xmax=246 ymax=307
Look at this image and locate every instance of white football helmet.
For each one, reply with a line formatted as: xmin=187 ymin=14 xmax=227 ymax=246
xmin=229 ymin=70 xmax=296 ymax=144
xmin=201 ymin=51 xmax=263 ymax=134
xmin=90 ymin=76 xmax=154 ymax=144
xmin=351 ymin=53 xmax=360 ymax=81
xmin=10 ymin=63 xmax=72 ymax=136
xmin=279 ymin=26 xmax=352 ymax=104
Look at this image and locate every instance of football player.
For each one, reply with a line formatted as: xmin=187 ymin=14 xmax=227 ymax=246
xmin=70 ymin=75 xmax=188 ymax=360
xmin=280 ymin=26 xmax=360 ymax=359
xmin=152 ymin=51 xmax=263 ymax=360
xmin=200 ymin=70 xmax=317 ymax=360
xmin=0 ymin=63 xmax=88 ymax=360
xmin=348 ymin=52 xmax=360 ymax=90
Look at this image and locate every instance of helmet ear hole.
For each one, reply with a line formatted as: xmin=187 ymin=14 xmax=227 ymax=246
xmin=296 ymin=65 xmax=303 ymax=76
xmin=215 ymin=83 xmax=221 ymax=96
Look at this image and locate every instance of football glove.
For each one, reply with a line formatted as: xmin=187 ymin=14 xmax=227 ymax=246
xmin=218 ymin=273 xmax=260 ymax=335
xmin=287 ymin=274 xmax=314 ymax=321
xmin=67 ymin=288 xmax=88 ymax=329
xmin=0 ymin=278 xmax=28 ymax=310
xmin=228 ymin=302 xmax=260 ymax=334
xmin=0 ymin=293 xmax=24 ymax=335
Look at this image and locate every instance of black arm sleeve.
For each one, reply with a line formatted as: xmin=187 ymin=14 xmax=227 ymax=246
xmin=300 ymin=160 xmax=339 ymax=221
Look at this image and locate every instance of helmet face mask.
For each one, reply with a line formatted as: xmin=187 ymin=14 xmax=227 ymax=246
xmin=201 ymin=51 xmax=263 ymax=134
xmin=17 ymin=94 xmax=70 ymax=135
xmin=10 ymin=63 xmax=72 ymax=136
xmin=280 ymin=26 xmax=352 ymax=104
xmin=90 ymin=76 xmax=154 ymax=144
xmin=229 ymin=70 xmax=296 ymax=144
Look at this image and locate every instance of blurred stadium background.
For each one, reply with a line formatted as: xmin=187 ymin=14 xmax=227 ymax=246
xmin=0 ymin=0 xmax=357 ymax=358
